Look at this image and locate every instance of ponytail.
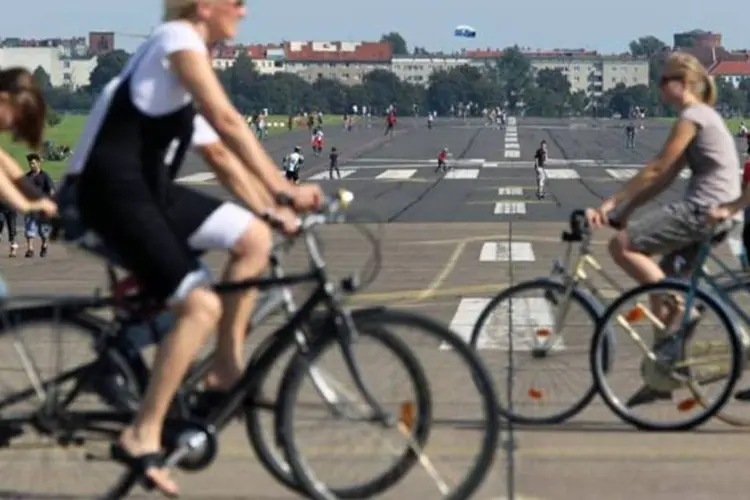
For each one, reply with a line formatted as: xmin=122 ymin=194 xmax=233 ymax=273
xmin=702 ymin=74 xmax=718 ymax=106
xmin=0 ymin=68 xmax=46 ymax=150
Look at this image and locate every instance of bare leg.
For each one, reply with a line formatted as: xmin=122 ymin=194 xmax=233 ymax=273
xmin=118 ymin=287 xmax=222 ymax=495
xmin=204 ymin=224 xmax=272 ymax=389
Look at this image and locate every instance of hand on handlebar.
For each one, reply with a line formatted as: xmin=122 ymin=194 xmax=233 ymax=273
xmin=705 ymin=204 xmax=735 ymax=226
xmin=290 ymin=184 xmax=324 ymax=212
xmin=275 ymin=206 xmax=301 ymax=235
xmin=584 ymin=207 xmax=609 ymax=229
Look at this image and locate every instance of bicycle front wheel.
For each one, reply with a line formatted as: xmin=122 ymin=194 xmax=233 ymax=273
xmin=469 ymin=278 xmax=604 ymax=425
xmin=591 ymin=280 xmax=743 ymax=430
xmin=277 ymin=307 xmax=500 ymax=500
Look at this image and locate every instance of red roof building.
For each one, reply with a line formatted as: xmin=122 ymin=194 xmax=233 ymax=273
xmin=283 ymin=41 xmax=392 ymax=63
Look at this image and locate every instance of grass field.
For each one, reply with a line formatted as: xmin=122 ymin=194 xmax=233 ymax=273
xmin=0 ymin=114 xmax=344 ymax=180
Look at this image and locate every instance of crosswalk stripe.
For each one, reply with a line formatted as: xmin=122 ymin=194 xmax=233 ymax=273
xmin=440 ymin=296 xmax=564 ymax=351
xmin=479 ymin=242 xmax=535 ymax=261
xmin=444 ymin=169 xmax=479 ymax=179
xmin=544 ymin=169 xmax=579 ymax=179
xmin=494 ymin=202 xmax=526 ymax=214
xmin=498 ymin=187 xmax=523 ymax=195
xmin=375 ymin=169 xmax=417 ymax=179
xmin=307 ymin=168 xmax=357 ymax=180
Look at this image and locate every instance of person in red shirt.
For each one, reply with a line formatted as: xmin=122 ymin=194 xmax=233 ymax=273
xmin=436 ymin=147 xmax=449 ymax=172
xmin=384 ymin=111 xmax=396 ymax=137
xmin=741 ymin=158 xmax=750 ymax=267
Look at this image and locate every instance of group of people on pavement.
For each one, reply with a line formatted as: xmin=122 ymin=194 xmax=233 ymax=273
xmin=0 ymin=152 xmax=54 ymax=257
xmin=3 ymin=3 xmax=750 ymax=491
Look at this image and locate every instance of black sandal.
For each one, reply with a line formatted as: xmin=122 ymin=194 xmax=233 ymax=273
xmin=110 ymin=442 xmax=178 ymax=498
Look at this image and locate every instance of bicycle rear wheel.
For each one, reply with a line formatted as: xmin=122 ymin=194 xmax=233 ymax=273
xmin=469 ymin=278 xmax=605 ymax=425
xmin=278 ymin=307 xmax=499 ymax=500
xmin=0 ymin=302 xmax=141 ymax=498
xmin=591 ymin=280 xmax=743 ymax=430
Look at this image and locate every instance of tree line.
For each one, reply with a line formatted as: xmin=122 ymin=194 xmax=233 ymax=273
xmin=30 ymin=32 xmax=750 ymax=123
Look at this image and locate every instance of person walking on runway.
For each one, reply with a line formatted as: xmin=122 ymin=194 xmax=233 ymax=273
xmin=533 ymin=140 xmax=548 ymax=199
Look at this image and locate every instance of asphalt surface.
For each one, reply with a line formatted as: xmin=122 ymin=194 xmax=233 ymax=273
xmin=0 ymin=117 xmax=749 ymax=499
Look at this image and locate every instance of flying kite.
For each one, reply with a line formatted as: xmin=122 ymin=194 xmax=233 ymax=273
xmin=454 ymin=25 xmax=477 ymax=38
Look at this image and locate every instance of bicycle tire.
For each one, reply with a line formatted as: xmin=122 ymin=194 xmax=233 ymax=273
xmin=0 ymin=303 xmax=143 ymax=499
xmin=590 ymin=280 xmax=743 ymax=431
xmin=469 ymin=277 xmax=608 ymax=425
xmin=278 ymin=307 xmax=500 ymax=500
xmin=690 ymin=278 xmax=750 ymax=426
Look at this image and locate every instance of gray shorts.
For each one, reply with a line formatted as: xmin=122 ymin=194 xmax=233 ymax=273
xmin=626 ymin=200 xmax=734 ymax=276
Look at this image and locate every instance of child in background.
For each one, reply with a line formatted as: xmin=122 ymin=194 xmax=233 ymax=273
xmin=329 ymin=147 xmax=340 ymax=179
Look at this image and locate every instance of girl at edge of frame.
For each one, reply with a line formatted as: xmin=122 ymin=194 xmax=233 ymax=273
xmin=0 ymin=68 xmax=58 ymax=227
xmin=585 ymin=51 xmax=743 ymax=408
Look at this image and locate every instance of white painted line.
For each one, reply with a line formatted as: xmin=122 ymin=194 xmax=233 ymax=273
xmin=482 ymin=162 xmax=499 ymax=168
xmin=504 ymin=143 xmax=520 ymax=149
xmin=504 ymin=150 xmax=521 ymax=158
xmin=498 ymin=187 xmax=523 ymax=196
xmin=505 ymin=132 xmax=518 ymax=138
xmin=465 ymin=158 xmax=485 ymax=164
xmin=441 ymin=297 xmax=563 ymax=351
xmin=505 ymin=135 xmax=518 ymax=140
xmin=545 ymin=169 xmax=580 ymax=179
xmin=177 ymin=172 xmax=215 ymax=183
xmin=444 ymin=168 xmax=479 ymax=179
xmin=605 ymin=168 xmax=639 ymax=180
xmin=375 ymin=169 xmax=417 ymax=179
xmin=307 ymin=168 xmax=357 ymax=180
xmin=494 ymin=202 xmax=526 ymax=214
xmin=479 ymin=242 xmax=535 ymax=262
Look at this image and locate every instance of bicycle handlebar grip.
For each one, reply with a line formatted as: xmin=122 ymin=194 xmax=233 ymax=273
xmin=608 ymin=218 xmax=624 ymax=230
xmin=569 ymin=209 xmax=587 ymax=235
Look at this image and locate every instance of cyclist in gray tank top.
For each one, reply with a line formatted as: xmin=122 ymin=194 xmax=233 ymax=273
xmin=584 ymin=52 xmax=740 ymax=408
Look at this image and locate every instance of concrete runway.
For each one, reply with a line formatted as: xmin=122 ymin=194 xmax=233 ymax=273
xmin=1 ymin=117 xmax=750 ymax=499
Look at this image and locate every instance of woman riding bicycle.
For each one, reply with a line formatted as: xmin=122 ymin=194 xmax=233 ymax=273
xmin=0 ymin=68 xmax=57 ymax=219
xmin=585 ymin=52 xmax=741 ymax=408
xmin=59 ymin=0 xmax=323 ymax=495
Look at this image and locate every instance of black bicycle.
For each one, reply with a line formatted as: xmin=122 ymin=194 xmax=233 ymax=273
xmin=0 ymin=190 xmax=500 ymax=500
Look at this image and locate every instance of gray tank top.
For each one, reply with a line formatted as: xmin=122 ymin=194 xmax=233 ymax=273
xmin=681 ymin=103 xmax=740 ymax=205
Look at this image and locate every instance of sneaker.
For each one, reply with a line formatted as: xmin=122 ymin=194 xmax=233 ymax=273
xmin=40 ymin=246 xmax=47 ymax=258
xmin=8 ymin=243 xmax=17 ymax=258
xmin=24 ymin=249 xmax=33 ymax=258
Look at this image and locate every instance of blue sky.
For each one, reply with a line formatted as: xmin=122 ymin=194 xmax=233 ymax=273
xmin=1 ymin=0 xmax=743 ymax=54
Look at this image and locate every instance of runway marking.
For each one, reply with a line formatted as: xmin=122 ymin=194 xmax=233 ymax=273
xmin=444 ymin=169 xmax=479 ymax=179
xmin=504 ymin=143 xmax=520 ymax=150
xmin=440 ymin=297 xmax=563 ymax=351
xmin=400 ymin=233 xmax=609 ymax=247
xmin=504 ymin=151 xmax=521 ymax=158
xmin=375 ymin=169 xmax=417 ymax=179
xmin=482 ymin=161 xmax=499 ymax=167
xmin=307 ymin=168 xmax=357 ymax=180
xmin=177 ymin=172 xmax=216 ymax=183
xmin=494 ymin=202 xmax=529 ymax=214
xmin=606 ymin=168 xmax=638 ymax=180
xmin=494 ymin=202 xmax=526 ymax=214
xmin=417 ymin=241 xmax=467 ymax=301
xmin=498 ymin=187 xmax=524 ymax=196
xmin=544 ymin=169 xmax=579 ymax=179
xmin=479 ymin=242 xmax=535 ymax=262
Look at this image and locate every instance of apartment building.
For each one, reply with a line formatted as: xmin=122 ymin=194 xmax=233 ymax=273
xmin=0 ymin=32 xmax=112 ymax=89
xmin=391 ymin=55 xmax=471 ymax=85
xmin=282 ymin=41 xmax=392 ymax=84
xmin=466 ymin=49 xmax=649 ymax=94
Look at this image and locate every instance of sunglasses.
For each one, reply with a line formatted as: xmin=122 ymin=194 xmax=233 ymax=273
xmin=659 ymin=74 xmax=683 ymax=86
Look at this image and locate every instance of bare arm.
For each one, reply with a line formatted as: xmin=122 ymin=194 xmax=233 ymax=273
xmin=0 ymin=148 xmax=41 ymax=212
xmin=603 ymin=119 xmax=696 ymax=208
xmin=197 ymin=142 xmax=274 ymax=214
xmin=169 ymin=50 xmax=291 ymax=197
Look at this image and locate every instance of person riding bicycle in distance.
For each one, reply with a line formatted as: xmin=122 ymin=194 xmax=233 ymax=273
xmin=59 ymin=1 xmax=323 ymax=495
xmin=585 ymin=52 xmax=741 ymax=409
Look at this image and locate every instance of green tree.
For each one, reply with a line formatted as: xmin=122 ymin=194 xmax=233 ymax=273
xmin=526 ymin=68 xmax=571 ymax=117
xmin=628 ymin=36 xmax=669 ymax=58
xmin=489 ymin=46 xmax=534 ymax=112
xmin=32 ymin=66 xmax=52 ymax=90
xmin=380 ymin=32 xmax=408 ymax=55
xmin=89 ymin=49 xmax=131 ymax=94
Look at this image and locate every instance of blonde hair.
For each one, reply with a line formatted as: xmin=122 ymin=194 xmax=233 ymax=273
xmin=164 ymin=0 xmax=198 ymax=21
xmin=664 ymin=52 xmax=718 ymax=106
